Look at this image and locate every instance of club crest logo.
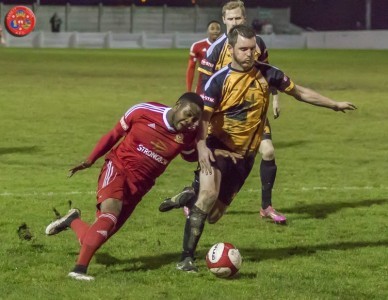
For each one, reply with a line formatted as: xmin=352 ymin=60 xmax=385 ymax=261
xmin=5 ymin=6 xmax=36 ymax=37
xmin=174 ymin=133 xmax=184 ymax=144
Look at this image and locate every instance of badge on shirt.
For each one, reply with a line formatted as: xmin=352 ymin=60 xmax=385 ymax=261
xmin=174 ymin=134 xmax=184 ymax=144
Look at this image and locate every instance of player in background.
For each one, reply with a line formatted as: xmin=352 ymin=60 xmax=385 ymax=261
xmin=176 ymin=25 xmax=357 ymax=272
xmin=186 ymin=20 xmax=221 ymax=94
xmin=45 ymin=93 xmax=210 ymax=281
xmin=160 ymin=0 xmax=284 ymax=224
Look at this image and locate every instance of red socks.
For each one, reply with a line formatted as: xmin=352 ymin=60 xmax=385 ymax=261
xmin=70 ymin=218 xmax=90 ymax=244
xmin=75 ymin=213 xmax=117 ymax=268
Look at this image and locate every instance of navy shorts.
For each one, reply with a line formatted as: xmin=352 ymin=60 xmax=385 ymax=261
xmin=206 ymin=136 xmax=256 ymax=205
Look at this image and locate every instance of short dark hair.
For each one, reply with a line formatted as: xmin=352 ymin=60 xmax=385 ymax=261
xmin=207 ymin=20 xmax=221 ymax=29
xmin=228 ymin=24 xmax=256 ymax=47
xmin=177 ymin=92 xmax=204 ymax=111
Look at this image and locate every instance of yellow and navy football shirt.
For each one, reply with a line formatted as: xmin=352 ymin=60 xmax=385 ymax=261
xmin=202 ymin=62 xmax=294 ymax=156
xmin=198 ymin=33 xmax=269 ymax=83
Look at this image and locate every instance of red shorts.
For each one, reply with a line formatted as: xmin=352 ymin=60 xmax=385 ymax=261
xmin=94 ymin=160 xmax=154 ymax=235
xmin=96 ymin=160 xmax=153 ymax=209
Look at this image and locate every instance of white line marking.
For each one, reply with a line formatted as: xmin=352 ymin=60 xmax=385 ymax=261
xmin=0 ymin=186 xmax=387 ymax=197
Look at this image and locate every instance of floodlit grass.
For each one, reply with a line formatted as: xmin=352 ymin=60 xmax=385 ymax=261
xmin=0 ymin=48 xmax=387 ymax=299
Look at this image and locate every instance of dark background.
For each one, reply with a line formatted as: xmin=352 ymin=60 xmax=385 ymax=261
xmin=2 ymin=0 xmax=387 ymax=30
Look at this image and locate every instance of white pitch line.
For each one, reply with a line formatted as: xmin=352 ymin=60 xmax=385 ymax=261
xmin=0 ymin=191 xmax=97 ymax=197
xmin=0 ymin=186 xmax=387 ymax=197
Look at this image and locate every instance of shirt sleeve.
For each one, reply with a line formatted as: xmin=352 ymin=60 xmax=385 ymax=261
xmin=180 ymin=141 xmax=198 ymax=162
xmin=186 ymin=43 xmax=199 ymax=91
xmin=86 ymin=122 xmax=125 ymax=164
xmin=198 ymin=35 xmax=225 ymax=77
xmin=198 ymin=55 xmax=215 ymax=77
xmin=120 ymin=103 xmax=145 ymax=132
xmin=255 ymin=35 xmax=269 ymax=63
xmin=201 ymin=72 xmax=224 ymax=112
xmin=262 ymin=65 xmax=295 ymax=92
xmin=86 ymin=104 xmax=146 ymax=163
xmin=188 ymin=42 xmax=198 ymax=63
xmin=186 ymin=60 xmax=196 ymax=92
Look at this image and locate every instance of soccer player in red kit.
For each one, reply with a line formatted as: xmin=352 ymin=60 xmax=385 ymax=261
xmin=186 ymin=20 xmax=221 ymax=94
xmin=45 ymin=93 xmax=208 ymax=281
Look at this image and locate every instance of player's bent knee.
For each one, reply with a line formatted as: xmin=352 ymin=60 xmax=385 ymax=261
xmin=260 ymin=140 xmax=275 ymax=160
xmin=262 ymin=151 xmax=275 ymax=161
xmin=100 ymin=198 xmax=122 ymax=216
xmin=207 ymin=214 xmax=222 ymax=224
xmin=207 ymin=200 xmax=227 ymax=224
xmin=197 ymin=189 xmax=218 ymax=212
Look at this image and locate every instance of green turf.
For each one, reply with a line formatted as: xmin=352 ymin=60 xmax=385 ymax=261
xmin=0 ymin=48 xmax=387 ymax=299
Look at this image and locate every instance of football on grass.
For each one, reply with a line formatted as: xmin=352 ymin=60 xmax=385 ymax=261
xmin=206 ymin=242 xmax=242 ymax=278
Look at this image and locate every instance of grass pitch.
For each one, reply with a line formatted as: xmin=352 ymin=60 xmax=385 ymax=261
xmin=0 ymin=47 xmax=387 ymax=299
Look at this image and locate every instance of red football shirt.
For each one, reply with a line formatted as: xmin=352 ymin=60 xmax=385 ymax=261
xmin=187 ymin=38 xmax=212 ymax=94
xmin=106 ymin=102 xmax=197 ymax=184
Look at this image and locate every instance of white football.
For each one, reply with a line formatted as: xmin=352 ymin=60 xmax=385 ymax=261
xmin=206 ymin=242 xmax=242 ymax=278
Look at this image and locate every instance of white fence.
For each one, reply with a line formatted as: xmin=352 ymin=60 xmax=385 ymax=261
xmin=2 ymin=30 xmax=388 ymax=49
xmin=305 ymin=30 xmax=388 ymax=49
xmin=2 ymin=31 xmax=206 ymax=49
xmin=0 ymin=4 xmax=296 ymax=34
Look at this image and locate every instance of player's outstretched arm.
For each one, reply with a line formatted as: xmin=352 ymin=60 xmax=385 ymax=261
xmin=68 ymin=161 xmax=92 ymax=177
xmin=287 ymin=84 xmax=357 ymax=112
xmin=186 ymin=59 xmax=196 ymax=92
xmin=271 ymin=90 xmax=280 ymax=119
xmin=68 ymin=122 xmax=125 ymax=177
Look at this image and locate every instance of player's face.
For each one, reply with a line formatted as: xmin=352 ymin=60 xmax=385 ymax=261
xmin=229 ymin=35 xmax=256 ymax=71
xmin=207 ymin=22 xmax=221 ymax=42
xmin=223 ymin=8 xmax=246 ymax=33
xmin=172 ymin=103 xmax=202 ymax=132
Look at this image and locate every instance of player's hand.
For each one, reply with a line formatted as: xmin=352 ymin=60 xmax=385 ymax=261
xmin=213 ymin=149 xmax=243 ymax=164
xmin=334 ymin=102 xmax=357 ymax=113
xmin=273 ymin=97 xmax=280 ymax=119
xmin=68 ymin=161 xmax=92 ymax=178
xmin=197 ymin=141 xmax=215 ymax=175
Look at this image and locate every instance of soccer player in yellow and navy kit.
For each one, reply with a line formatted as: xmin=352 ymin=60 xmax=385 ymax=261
xmin=199 ymin=0 xmax=284 ymax=222
xmin=160 ymin=0 xmax=284 ymax=223
xmin=176 ymin=24 xmax=356 ymax=272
